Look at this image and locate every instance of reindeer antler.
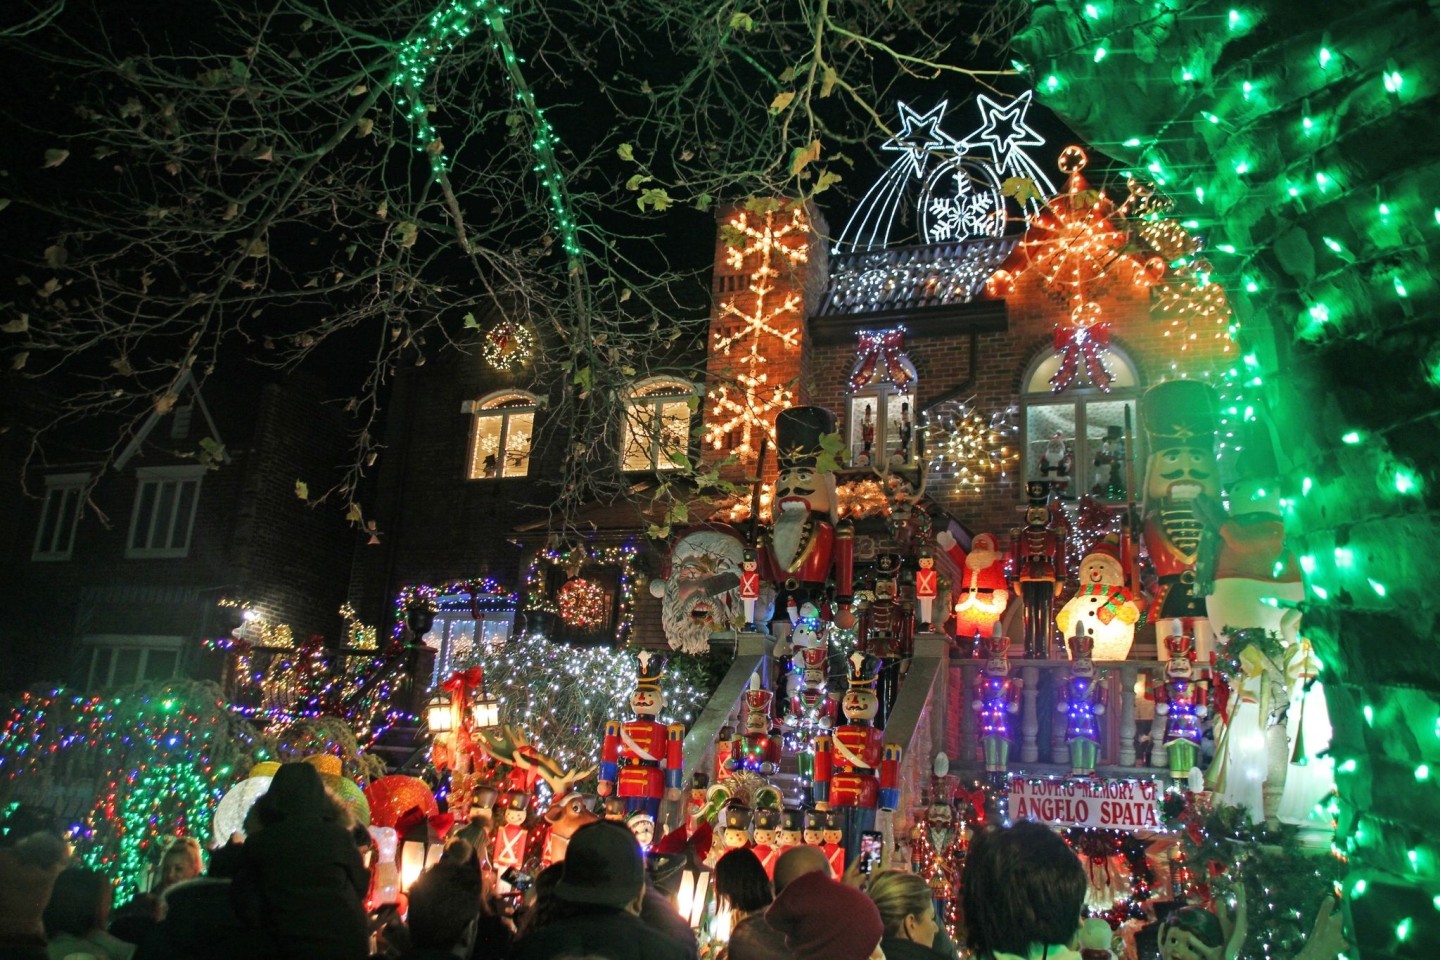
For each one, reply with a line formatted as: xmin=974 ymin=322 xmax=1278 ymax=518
xmin=538 ymin=763 xmax=598 ymax=797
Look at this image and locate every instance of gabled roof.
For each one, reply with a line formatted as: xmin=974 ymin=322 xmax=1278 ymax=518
xmin=114 ymin=369 xmax=230 ymax=470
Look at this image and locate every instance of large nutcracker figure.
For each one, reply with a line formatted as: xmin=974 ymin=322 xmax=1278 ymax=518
xmin=1009 ymin=481 xmax=1067 ymax=658
xmin=599 ymin=652 xmax=686 ymax=820
xmin=726 ymin=674 xmax=781 ymax=775
xmin=813 ymin=653 xmax=901 ymax=850
xmin=1140 ymin=379 xmax=1221 ymax=659
xmin=973 ymin=630 xmax=1023 ymax=788
xmin=759 ymin=406 xmax=856 ymax=642
xmin=1149 ymin=634 xmax=1210 ymax=785
xmin=858 ymin=553 xmax=914 ymax=727
xmin=1057 ymin=633 xmax=1108 ymax=777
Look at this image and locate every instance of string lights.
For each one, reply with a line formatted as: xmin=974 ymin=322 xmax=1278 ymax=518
xmin=481 ymin=320 xmax=534 ymax=371
xmin=925 ymin=398 xmax=1019 ymax=490
xmin=524 ymin=543 xmax=640 ymax=643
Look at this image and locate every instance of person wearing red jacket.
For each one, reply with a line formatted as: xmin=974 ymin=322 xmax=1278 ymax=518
xmin=599 ymin=652 xmax=685 ymax=821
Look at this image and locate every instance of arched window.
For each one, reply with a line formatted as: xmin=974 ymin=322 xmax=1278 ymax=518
xmin=466 ymin=391 xmax=538 ymax=479
xmin=1020 ymin=345 xmax=1142 ymax=502
xmin=622 ymin=377 xmax=697 ymax=472
xmin=845 ymin=330 xmax=919 ymax=467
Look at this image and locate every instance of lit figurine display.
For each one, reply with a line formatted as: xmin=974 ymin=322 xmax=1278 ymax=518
xmin=1150 ymin=634 xmax=1210 ymax=786
xmin=858 ymin=553 xmax=914 ymax=726
xmin=1057 ymin=633 xmax=1108 ymax=777
xmin=726 ymin=674 xmax=781 ymax=776
xmin=973 ymin=630 xmax=1023 ymax=788
xmin=598 ymin=652 xmax=686 ymax=820
xmin=751 ymin=808 xmax=782 ymax=878
xmin=778 ymin=808 xmax=804 ymax=859
xmin=759 ymin=406 xmax=856 ymax=640
xmin=1009 ymin=480 xmax=1067 ymax=658
xmin=914 ymin=547 xmax=939 ymax=631
xmin=937 ymin=530 xmax=1010 ymax=645
xmin=739 ymin=549 xmax=763 ymax=631
xmin=1055 ymin=534 xmax=1141 ymax=661
xmin=492 ymin=790 xmax=531 ymax=890
xmin=813 ymin=653 xmax=901 ymax=851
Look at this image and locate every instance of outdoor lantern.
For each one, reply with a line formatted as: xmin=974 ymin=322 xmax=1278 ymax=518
xmin=426 ymin=692 xmax=455 ymax=735
xmin=470 ymin=687 xmax=501 ymax=729
xmin=675 ymin=868 xmax=711 ymax=929
xmin=399 ymin=839 xmax=445 ymax=892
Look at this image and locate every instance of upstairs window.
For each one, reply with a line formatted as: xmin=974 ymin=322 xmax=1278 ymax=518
xmin=33 ymin=473 xmax=88 ymax=561
xmin=1021 ymin=345 xmax=1142 ymax=501
xmin=126 ymin=466 xmax=204 ymax=559
xmin=622 ymin=378 xmax=697 ymax=472
xmin=845 ymin=330 xmax=919 ymax=467
xmin=466 ymin=392 xmax=538 ymax=479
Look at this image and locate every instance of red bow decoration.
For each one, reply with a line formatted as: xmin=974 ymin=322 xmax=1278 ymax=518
xmin=1050 ymin=307 xmax=1113 ymax=394
xmin=442 ymin=667 xmax=484 ymax=696
xmin=954 ymin=787 xmax=988 ymax=823
xmin=848 ymin=329 xmax=914 ymax=394
xmin=396 ymin=807 xmax=457 ymax=842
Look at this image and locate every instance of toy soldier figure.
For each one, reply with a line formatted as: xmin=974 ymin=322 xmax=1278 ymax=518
xmin=778 ymin=808 xmax=805 ymax=861
xmin=973 ymin=630 xmax=1022 ymax=789
xmin=822 ymin=809 xmax=847 ymax=878
xmin=1150 ymin=634 xmax=1210 ymax=785
xmin=1057 ymin=632 xmax=1108 ymax=777
xmin=760 ymin=406 xmax=856 ymax=642
xmin=726 ymin=674 xmax=781 ymax=775
xmin=914 ymin=547 xmax=939 ymax=631
xmin=739 ymin=549 xmax=762 ymax=631
xmin=599 ymin=652 xmax=685 ymax=820
xmin=493 ymin=790 xmax=530 ymax=891
xmin=814 ymin=653 xmax=901 ymax=855
xmin=1009 ymin=480 xmax=1067 ymax=658
xmin=858 ymin=553 xmax=913 ymax=726
xmin=751 ymin=808 xmax=782 ymax=878
xmin=802 ymin=808 xmax=827 ymax=851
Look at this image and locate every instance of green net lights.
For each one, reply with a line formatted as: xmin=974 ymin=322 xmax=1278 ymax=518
xmin=1416 ymin=763 xmax=1431 ymax=782
xmin=1392 ymin=466 xmax=1421 ymax=495
xmin=1368 ymin=578 xmax=1387 ymax=597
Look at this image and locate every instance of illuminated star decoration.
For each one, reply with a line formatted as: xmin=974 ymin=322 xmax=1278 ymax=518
xmin=959 ymin=91 xmax=1057 ymax=201
xmin=882 ymin=100 xmax=959 ymax=178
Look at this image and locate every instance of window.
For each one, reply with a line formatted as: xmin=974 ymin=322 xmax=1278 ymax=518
xmin=622 ymin=378 xmax=696 ymax=472
xmin=466 ymin=392 xmax=538 ymax=479
xmin=33 ymin=472 xmax=88 ymax=561
xmin=1021 ymin=345 xmax=1142 ymax=501
xmin=126 ymin=466 xmax=204 ymax=559
xmin=83 ymin=635 xmax=183 ymax=689
xmin=845 ymin=332 xmax=919 ymax=467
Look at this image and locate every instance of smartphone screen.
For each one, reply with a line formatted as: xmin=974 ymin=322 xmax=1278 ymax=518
xmin=859 ymin=830 xmax=883 ymax=875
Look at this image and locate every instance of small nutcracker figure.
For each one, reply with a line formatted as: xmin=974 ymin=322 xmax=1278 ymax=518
xmin=739 ymin=549 xmax=762 ymax=631
xmin=685 ymin=772 xmax=709 ymax=835
xmin=973 ymin=630 xmax=1023 ymax=789
xmin=859 ymin=403 xmax=876 ymax=466
xmin=1010 ymin=481 xmax=1067 ymax=658
xmin=1057 ymin=633 xmax=1108 ymax=777
xmin=599 ymin=652 xmax=686 ymax=820
xmin=751 ymin=808 xmax=782 ymax=878
xmin=492 ymin=790 xmax=531 ymax=891
xmin=727 ymin=674 xmax=781 ymax=775
xmin=938 ymin=530 xmax=1010 ymax=644
xmin=802 ymin=807 xmax=827 ymax=848
xmin=914 ymin=547 xmax=939 ymax=631
xmin=895 ymin=401 xmax=914 ymax=463
xmin=626 ymin=810 xmax=656 ymax=852
xmin=1150 ymin=634 xmax=1210 ymax=784
xmin=821 ymin=809 xmax=846 ymax=878
xmin=778 ymin=808 xmax=804 ymax=859
xmin=858 ymin=554 xmax=914 ymax=727
xmin=720 ymin=802 xmax=753 ymax=854
xmin=814 ymin=654 xmax=901 ymax=855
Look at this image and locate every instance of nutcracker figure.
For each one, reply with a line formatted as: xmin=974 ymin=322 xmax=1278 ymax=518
xmin=778 ymin=808 xmax=804 ymax=859
xmin=1055 ymin=535 xmax=1141 ymax=661
xmin=626 ymin=810 xmax=656 ymax=851
xmin=751 ymin=808 xmax=782 ymax=878
xmin=858 ymin=553 xmax=914 ymax=727
xmin=1009 ymin=480 xmax=1067 ymax=658
xmin=1140 ymin=379 xmax=1221 ymax=659
xmin=760 ymin=406 xmax=856 ymax=641
xmin=895 ymin=401 xmax=914 ymax=463
xmin=726 ymin=674 xmax=781 ymax=775
xmin=859 ymin=402 xmax=876 ymax=466
xmin=684 ymin=772 xmax=710 ymax=835
xmin=492 ymin=790 xmax=531 ymax=891
xmin=821 ymin=809 xmax=846 ymax=877
xmin=937 ymin=530 xmax=1010 ymax=645
xmin=914 ymin=547 xmax=939 ymax=631
xmin=783 ymin=606 xmax=840 ymax=756
xmin=1150 ymin=634 xmax=1209 ymax=784
xmin=1057 ymin=632 xmax=1108 ymax=777
xmin=739 ymin=549 xmax=762 ymax=631
xmin=599 ymin=652 xmax=686 ymax=820
xmin=802 ymin=807 xmax=827 ymax=847
xmin=973 ymin=630 xmax=1022 ymax=788
xmin=814 ymin=654 xmax=901 ymax=854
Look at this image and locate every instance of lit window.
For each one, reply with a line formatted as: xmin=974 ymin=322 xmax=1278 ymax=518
xmin=466 ymin=392 xmax=538 ymax=479
xmin=126 ymin=466 xmax=204 ymax=559
xmin=1021 ymin=346 xmax=1142 ymax=501
xmin=845 ymin=331 xmax=919 ymax=467
xmin=622 ymin=378 xmax=697 ymax=472
xmin=33 ymin=472 xmax=88 ymax=561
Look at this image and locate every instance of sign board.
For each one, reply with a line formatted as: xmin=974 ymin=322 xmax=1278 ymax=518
xmin=1008 ymin=777 xmax=1162 ymax=832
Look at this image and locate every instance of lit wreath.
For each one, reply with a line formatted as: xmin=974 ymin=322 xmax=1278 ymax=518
xmin=482 ymin=321 xmax=534 ymax=371
xmin=557 ymin=577 xmax=608 ymax=628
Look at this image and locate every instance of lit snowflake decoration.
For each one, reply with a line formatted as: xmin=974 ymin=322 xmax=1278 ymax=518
xmin=926 ymin=399 xmax=1019 ymax=490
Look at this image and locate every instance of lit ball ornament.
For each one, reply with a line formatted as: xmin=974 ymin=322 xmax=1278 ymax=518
xmin=213 ymin=775 xmax=272 ymax=842
xmin=558 ymin=577 xmax=608 ymax=628
xmin=482 ymin=320 xmax=534 ymax=372
xmin=364 ymin=775 xmax=439 ymax=829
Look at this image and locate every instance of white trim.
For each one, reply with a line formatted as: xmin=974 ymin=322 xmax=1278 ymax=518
xmin=466 ymin=391 xmax=540 ymax=480
xmin=114 ymin=369 xmax=230 ymax=469
xmin=32 ymin=473 xmax=90 ymax=561
xmin=126 ymin=467 xmax=205 ymax=559
xmin=82 ymin=635 xmax=184 ymax=688
xmin=622 ymin=378 xmax=697 ymax=472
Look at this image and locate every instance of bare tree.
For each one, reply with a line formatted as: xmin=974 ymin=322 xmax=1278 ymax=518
xmin=0 ymin=0 xmax=1012 ymax=534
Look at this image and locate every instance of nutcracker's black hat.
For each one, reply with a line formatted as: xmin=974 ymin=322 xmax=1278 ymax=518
xmin=1140 ymin=380 xmax=1219 ymax=452
xmin=775 ymin=406 xmax=838 ymax=471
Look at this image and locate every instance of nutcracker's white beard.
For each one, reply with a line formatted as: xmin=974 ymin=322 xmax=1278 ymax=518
xmin=661 ymin=576 xmax=725 ymax=654
xmin=770 ymin=503 xmax=807 ymax=571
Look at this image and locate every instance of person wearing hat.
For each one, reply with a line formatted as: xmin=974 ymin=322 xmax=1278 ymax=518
xmin=598 ymin=653 xmax=686 ymax=822
xmin=1008 ymin=480 xmax=1067 ymax=658
xmin=1057 ymin=633 xmax=1107 ymax=777
xmin=1139 ymin=379 xmax=1222 ymax=660
xmin=511 ymin=821 xmax=690 ymax=960
xmin=766 ymin=870 xmax=885 ymax=960
xmin=759 ymin=406 xmax=856 ymax=642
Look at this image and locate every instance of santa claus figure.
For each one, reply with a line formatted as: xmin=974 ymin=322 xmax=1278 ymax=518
xmin=1140 ymin=380 xmax=1221 ymax=659
xmin=492 ymin=790 xmax=531 ymax=891
xmin=751 ymin=807 xmax=782 ymax=878
xmin=1055 ymin=534 xmax=1141 ymax=661
xmin=1150 ymin=634 xmax=1209 ymax=786
xmin=726 ymin=674 xmax=781 ymax=775
xmin=599 ymin=652 xmax=685 ymax=820
xmin=1057 ymin=633 xmax=1107 ymax=777
xmin=1039 ymin=430 xmax=1074 ymax=494
xmin=973 ymin=629 xmax=1022 ymax=788
xmin=937 ymin=530 xmax=1010 ymax=647
xmin=649 ymin=524 xmax=747 ymax=655
xmin=1010 ymin=481 xmax=1067 ymax=658
xmin=759 ymin=406 xmax=855 ymax=642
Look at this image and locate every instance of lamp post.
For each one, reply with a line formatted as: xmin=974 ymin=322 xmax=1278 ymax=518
xmin=426 ymin=691 xmax=456 ymax=735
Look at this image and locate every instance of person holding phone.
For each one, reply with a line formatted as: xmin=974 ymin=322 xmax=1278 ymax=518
xmin=866 ymin=870 xmax=946 ymax=960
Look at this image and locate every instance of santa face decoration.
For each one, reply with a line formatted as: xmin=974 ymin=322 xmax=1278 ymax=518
xmin=656 ymin=528 xmax=746 ymax=653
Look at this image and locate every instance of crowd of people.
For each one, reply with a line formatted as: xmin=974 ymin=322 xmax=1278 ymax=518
xmin=0 ymin=763 xmax=1351 ymax=960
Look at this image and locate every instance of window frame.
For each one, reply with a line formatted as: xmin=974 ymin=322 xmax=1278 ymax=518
xmin=82 ymin=634 xmax=184 ymax=689
xmin=32 ymin=472 xmax=89 ymax=561
xmin=621 ymin=377 xmax=698 ymax=473
xmin=125 ymin=465 xmax=205 ymax=560
xmin=1019 ymin=345 xmax=1143 ymax=503
xmin=466 ymin=391 xmax=540 ymax=480
xmin=845 ymin=347 xmax=919 ymax=467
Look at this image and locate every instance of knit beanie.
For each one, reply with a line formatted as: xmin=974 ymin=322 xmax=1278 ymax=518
xmin=766 ymin=869 xmax=884 ymax=960
xmin=0 ymin=833 xmax=68 ymax=945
